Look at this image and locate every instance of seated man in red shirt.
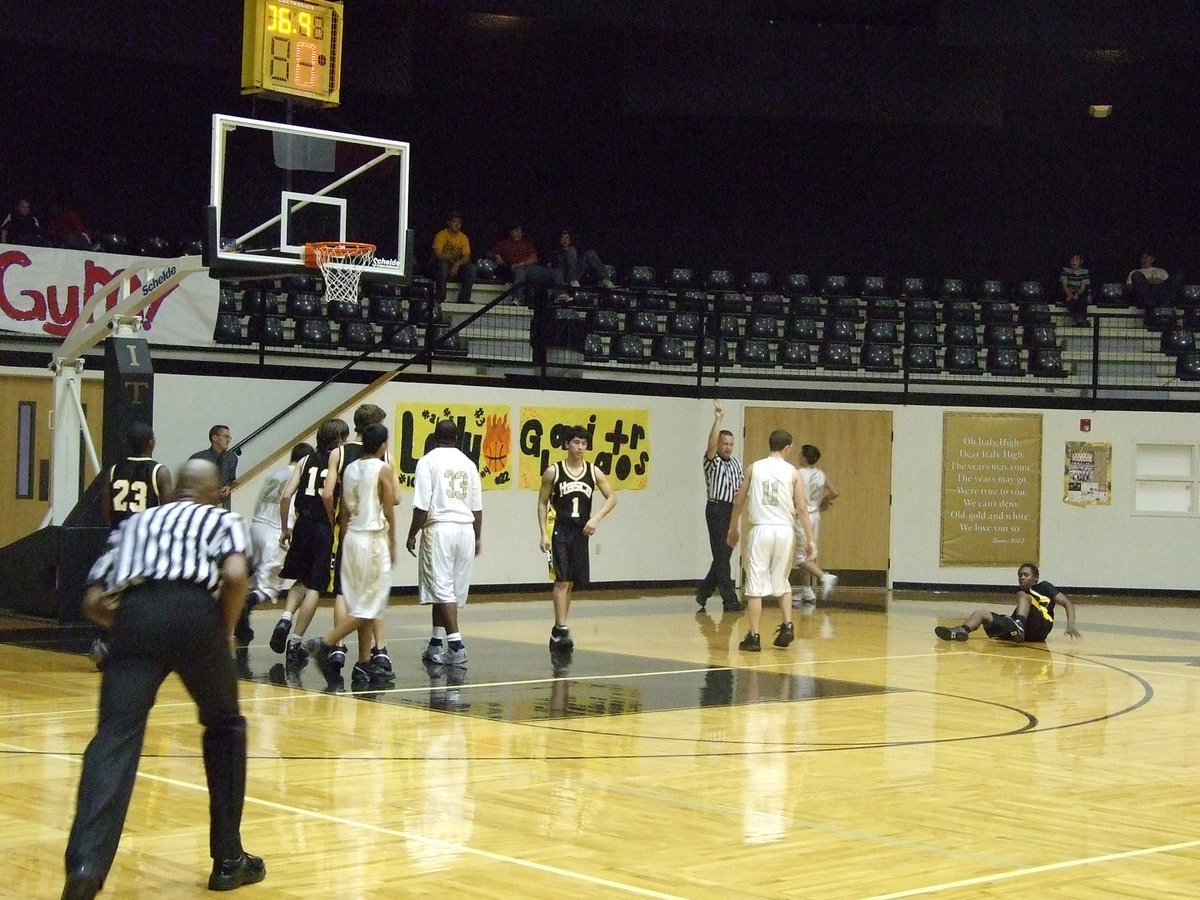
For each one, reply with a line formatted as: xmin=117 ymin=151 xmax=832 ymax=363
xmin=488 ymin=222 xmax=554 ymax=306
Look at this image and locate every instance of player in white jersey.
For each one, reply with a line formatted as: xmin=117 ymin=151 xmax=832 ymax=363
xmin=727 ymin=429 xmax=815 ymax=652
xmin=247 ymin=443 xmax=312 ymax=606
xmin=306 ymin=423 xmax=400 ymax=684
xmin=406 ymin=419 xmax=484 ymax=668
xmin=792 ymin=444 xmax=839 ymax=605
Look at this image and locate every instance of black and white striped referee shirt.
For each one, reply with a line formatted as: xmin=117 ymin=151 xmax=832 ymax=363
xmin=703 ymin=454 xmax=744 ymax=503
xmin=87 ymin=500 xmax=251 ymax=594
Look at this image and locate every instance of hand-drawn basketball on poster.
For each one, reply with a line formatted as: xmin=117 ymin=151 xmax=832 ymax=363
xmin=392 ymin=403 xmax=512 ymax=489
xmin=1064 ymin=441 xmax=1111 ymax=506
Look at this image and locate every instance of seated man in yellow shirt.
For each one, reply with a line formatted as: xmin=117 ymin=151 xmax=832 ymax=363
xmin=430 ymin=211 xmax=477 ymax=303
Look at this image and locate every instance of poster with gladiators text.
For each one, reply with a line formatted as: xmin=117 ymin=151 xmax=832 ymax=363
xmin=518 ymin=407 xmax=650 ymax=490
xmin=940 ymin=413 xmax=1041 ymax=565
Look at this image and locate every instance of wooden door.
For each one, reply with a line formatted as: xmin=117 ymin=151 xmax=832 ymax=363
xmin=0 ymin=374 xmax=104 ymax=547
xmin=744 ymin=407 xmax=892 ymax=585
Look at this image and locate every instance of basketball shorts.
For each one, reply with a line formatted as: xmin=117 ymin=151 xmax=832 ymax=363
xmin=339 ymin=528 xmax=392 ymax=618
xmin=745 ymin=524 xmax=795 ymax=597
xmin=1020 ymin=610 xmax=1052 ymax=642
xmin=418 ymin=521 xmax=476 ymax=607
xmin=279 ymin=517 xmax=334 ymax=590
xmin=793 ymin=511 xmax=821 ymax=565
xmin=250 ymin=521 xmax=293 ymax=598
xmin=550 ymin=525 xmax=590 ymax=587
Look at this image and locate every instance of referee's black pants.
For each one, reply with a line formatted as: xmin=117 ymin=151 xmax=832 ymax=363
xmin=65 ymin=581 xmax=248 ymax=881
xmin=699 ymin=500 xmax=737 ymax=604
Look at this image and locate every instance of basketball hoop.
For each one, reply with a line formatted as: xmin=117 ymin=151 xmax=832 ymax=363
xmin=304 ymin=241 xmax=376 ymax=306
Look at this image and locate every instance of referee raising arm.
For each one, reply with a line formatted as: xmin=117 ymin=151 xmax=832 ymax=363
xmin=61 ymin=460 xmax=265 ymax=899
xmin=697 ymin=401 xmax=745 ymax=612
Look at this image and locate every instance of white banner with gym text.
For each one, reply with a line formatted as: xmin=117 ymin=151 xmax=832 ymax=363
xmin=0 ymin=243 xmax=217 ymax=345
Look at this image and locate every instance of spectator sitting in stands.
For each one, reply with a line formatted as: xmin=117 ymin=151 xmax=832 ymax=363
xmin=44 ymin=194 xmax=92 ymax=250
xmin=488 ymin=222 xmax=554 ymax=306
xmin=429 ymin=211 xmax=477 ymax=304
xmin=1127 ymin=251 xmax=1180 ymax=309
xmin=552 ymin=229 xmax=615 ymax=289
xmin=1 ymin=197 xmax=43 ymax=246
xmin=1059 ymin=253 xmax=1091 ymax=326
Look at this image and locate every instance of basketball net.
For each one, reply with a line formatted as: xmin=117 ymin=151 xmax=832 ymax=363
xmin=304 ymin=241 xmax=376 ymax=305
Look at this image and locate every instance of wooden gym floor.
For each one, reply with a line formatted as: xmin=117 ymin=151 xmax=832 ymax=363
xmin=4 ymin=587 xmax=1200 ymax=898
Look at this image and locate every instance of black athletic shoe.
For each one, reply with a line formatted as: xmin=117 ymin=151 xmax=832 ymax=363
xmin=306 ymin=638 xmax=337 ymax=676
xmin=549 ymin=625 xmax=574 ymax=651
xmin=935 ymin=625 xmax=969 ymax=642
xmin=722 ymin=598 xmax=745 ymax=612
xmin=328 ymin=644 xmax=348 ymax=671
xmin=773 ymin=622 xmax=795 ymax=648
xmin=269 ymin=617 xmax=292 ymax=654
xmin=739 ymin=631 xmax=761 ymax=652
xmin=208 ymin=853 xmax=265 ymax=891
xmin=285 ymin=639 xmax=308 ymax=665
xmin=350 ymin=661 xmax=372 ymax=688
xmin=369 ymin=647 xmax=394 ymax=682
xmin=695 ymin=593 xmax=709 ymax=610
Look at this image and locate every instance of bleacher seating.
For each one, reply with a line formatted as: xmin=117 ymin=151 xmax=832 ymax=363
xmin=203 ymin=263 xmax=1200 ymax=392
xmin=905 ymin=321 xmax=938 ymax=346
xmin=938 ymin=278 xmax=967 ymax=302
xmin=1175 ymin=352 xmax=1200 ymax=381
xmin=297 ymin=317 xmax=334 ymax=349
xmin=778 ymin=340 xmax=815 ymax=369
xmin=986 ymin=346 xmax=1024 ymax=376
xmin=818 ymin=340 xmax=854 ymax=369
xmin=897 ymin=277 xmax=928 ymax=299
xmin=1161 ymin=328 xmax=1196 ymax=355
xmin=904 ymin=344 xmax=939 ymax=372
xmin=737 ymin=338 xmax=771 ymax=365
xmin=1029 ymin=347 xmax=1067 ymax=377
xmin=945 ymin=346 xmax=983 ymax=374
xmin=785 ymin=317 xmax=819 ymax=342
xmin=866 ymin=296 xmax=900 ymax=320
xmin=944 ymin=323 xmax=978 ymax=348
xmin=861 ymin=342 xmax=899 ymax=372
xmin=340 ymin=321 xmax=376 ymax=351
xmin=653 ymin=336 xmax=689 ymax=363
xmin=942 ymin=301 xmax=977 ymax=326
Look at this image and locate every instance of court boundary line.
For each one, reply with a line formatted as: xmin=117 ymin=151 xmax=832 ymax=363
xmin=861 ymin=837 xmax=1200 ymax=899
xmin=3 ymin=741 xmax=688 ymax=900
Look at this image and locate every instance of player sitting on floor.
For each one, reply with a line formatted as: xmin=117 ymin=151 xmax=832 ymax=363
xmin=934 ymin=562 xmax=1080 ymax=643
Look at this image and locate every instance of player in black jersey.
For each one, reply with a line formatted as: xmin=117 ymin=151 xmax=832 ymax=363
xmin=92 ymin=422 xmax=173 ymax=667
xmin=269 ymin=419 xmax=349 ymax=669
xmin=537 ymin=425 xmax=617 ymax=651
xmin=103 ymin=422 xmax=171 ymax=528
xmin=935 ymin=562 xmax=1081 ymax=642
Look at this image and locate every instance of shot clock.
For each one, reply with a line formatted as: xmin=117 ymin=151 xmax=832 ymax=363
xmin=241 ymin=0 xmax=344 ymax=106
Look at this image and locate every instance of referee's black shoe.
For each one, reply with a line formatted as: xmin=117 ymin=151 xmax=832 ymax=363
xmin=722 ymin=597 xmax=745 ymax=612
xmin=208 ymin=852 xmax=266 ymax=891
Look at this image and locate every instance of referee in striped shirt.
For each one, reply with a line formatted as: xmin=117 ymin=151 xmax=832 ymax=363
xmin=698 ymin=402 xmax=745 ymax=612
xmin=62 ymin=460 xmax=265 ymax=899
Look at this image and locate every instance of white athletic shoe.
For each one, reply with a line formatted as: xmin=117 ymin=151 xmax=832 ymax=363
xmin=820 ymin=573 xmax=839 ymax=601
xmin=800 ymin=586 xmax=817 ymax=602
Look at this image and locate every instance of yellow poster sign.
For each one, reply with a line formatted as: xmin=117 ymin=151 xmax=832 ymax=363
xmin=518 ymin=407 xmax=651 ymax=490
xmin=940 ymin=413 xmax=1041 ymax=565
xmin=392 ymin=403 xmax=513 ymax=490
